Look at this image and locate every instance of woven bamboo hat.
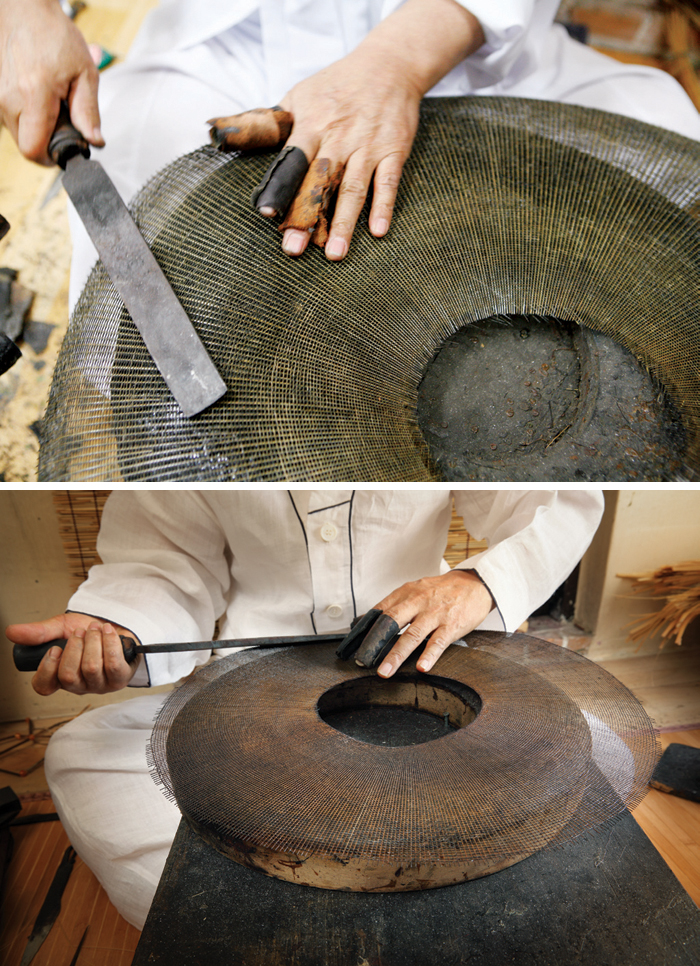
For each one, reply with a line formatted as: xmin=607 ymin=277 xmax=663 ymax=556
xmin=39 ymin=97 xmax=700 ymax=481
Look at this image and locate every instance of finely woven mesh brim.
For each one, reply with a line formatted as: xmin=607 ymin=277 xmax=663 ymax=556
xmin=39 ymin=97 xmax=700 ymax=481
xmin=148 ymin=635 xmax=658 ymax=890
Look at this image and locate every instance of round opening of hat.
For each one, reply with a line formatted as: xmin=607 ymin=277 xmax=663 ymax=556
xmin=316 ymin=673 xmax=482 ymax=746
xmin=418 ymin=314 xmax=688 ymax=482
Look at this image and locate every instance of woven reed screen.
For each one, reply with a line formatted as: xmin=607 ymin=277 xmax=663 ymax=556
xmin=52 ymin=491 xmax=111 ymax=591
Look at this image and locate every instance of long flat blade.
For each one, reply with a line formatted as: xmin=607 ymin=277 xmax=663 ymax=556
xmin=15 ymin=633 xmax=347 ymax=672
xmin=20 ymin=845 xmax=76 ymax=966
xmin=20 ymin=930 xmax=51 ymax=966
xmin=137 ymin=632 xmax=346 ymax=654
xmin=62 ymin=156 xmax=226 ymax=417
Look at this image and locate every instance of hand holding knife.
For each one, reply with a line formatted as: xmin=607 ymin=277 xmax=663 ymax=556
xmin=13 ymin=617 xmax=424 ymax=673
xmin=50 ymin=102 xmax=226 ymax=417
xmin=13 ymin=631 xmax=348 ymax=672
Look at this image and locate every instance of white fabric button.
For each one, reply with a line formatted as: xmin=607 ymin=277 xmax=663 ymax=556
xmin=320 ymin=522 xmax=338 ymax=542
xmin=326 ymin=604 xmax=343 ymax=619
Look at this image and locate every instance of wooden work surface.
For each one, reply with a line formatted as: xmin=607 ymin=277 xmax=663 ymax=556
xmin=134 ymin=696 xmax=700 ymax=966
xmin=0 ymin=0 xmax=157 ymax=481
xmin=134 ymin=809 xmax=700 ymax=966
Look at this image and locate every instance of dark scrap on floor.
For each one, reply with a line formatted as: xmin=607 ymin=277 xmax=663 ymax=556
xmin=651 ymin=743 xmax=700 ymax=802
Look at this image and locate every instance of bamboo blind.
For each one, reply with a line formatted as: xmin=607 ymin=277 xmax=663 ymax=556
xmin=445 ymin=505 xmax=488 ymax=568
xmin=53 ymin=491 xmax=111 ymax=591
xmin=52 ymin=492 xmax=483 ymax=588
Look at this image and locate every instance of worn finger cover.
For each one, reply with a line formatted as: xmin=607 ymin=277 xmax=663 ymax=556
xmin=148 ymin=634 xmax=659 ymax=892
xmin=39 ymin=97 xmax=700 ymax=481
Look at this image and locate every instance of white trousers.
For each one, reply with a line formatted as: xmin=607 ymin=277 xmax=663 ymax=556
xmin=45 ymin=694 xmax=178 ymax=930
xmin=68 ymin=20 xmax=700 ymax=307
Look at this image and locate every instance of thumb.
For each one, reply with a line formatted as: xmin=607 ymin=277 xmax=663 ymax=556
xmin=68 ymin=67 xmax=104 ymax=147
xmin=5 ymin=614 xmax=75 ymax=645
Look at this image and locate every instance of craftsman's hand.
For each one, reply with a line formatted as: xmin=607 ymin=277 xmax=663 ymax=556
xmin=263 ymin=0 xmax=485 ymax=259
xmin=0 ymin=0 xmax=103 ymax=164
xmin=5 ymin=612 xmax=138 ymax=695
xmin=273 ymin=48 xmax=420 ymax=258
xmin=369 ymin=570 xmax=494 ymax=678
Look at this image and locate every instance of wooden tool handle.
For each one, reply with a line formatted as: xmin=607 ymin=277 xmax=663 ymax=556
xmin=13 ymin=635 xmax=138 ymax=671
xmin=48 ymin=101 xmax=91 ymax=169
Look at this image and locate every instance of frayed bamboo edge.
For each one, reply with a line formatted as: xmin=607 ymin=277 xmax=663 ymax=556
xmin=618 ymin=561 xmax=700 ymax=647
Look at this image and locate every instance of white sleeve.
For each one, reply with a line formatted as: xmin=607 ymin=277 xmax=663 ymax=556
xmin=429 ymin=0 xmax=556 ymax=90
xmin=451 ymin=490 xmax=604 ymax=632
xmin=67 ymin=492 xmax=232 ymax=687
xmin=455 ymin=0 xmax=535 ymax=49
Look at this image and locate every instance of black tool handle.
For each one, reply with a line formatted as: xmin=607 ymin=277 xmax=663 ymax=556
xmin=13 ymin=635 xmax=138 ymax=672
xmin=0 ymin=333 xmax=21 ymax=376
xmin=48 ymin=101 xmax=91 ymax=169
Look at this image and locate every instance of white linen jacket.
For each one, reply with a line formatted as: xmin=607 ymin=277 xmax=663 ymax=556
xmin=126 ymin=1 xmax=561 ymax=97
xmin=68 ymin=489 xmax=604 ymax=687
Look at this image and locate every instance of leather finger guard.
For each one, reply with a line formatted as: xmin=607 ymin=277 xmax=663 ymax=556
xmin=208 ymin=106 xmax=293 ymax=152
xmin=279 ymin=158 xmax=345 ymax=248
xmin=335 ymin=609 xmax=382 ymax=661
xmin=353 ymin=614 xmax=401 ymax=669
xmin=251 ymin=145 xmax=309 ymax=215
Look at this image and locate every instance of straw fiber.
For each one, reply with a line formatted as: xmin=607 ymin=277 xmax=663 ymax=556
xmin=39 ymin=98 xmax=700 ymax=481
xmin=148 ymin=634 xmax=659 ymax=892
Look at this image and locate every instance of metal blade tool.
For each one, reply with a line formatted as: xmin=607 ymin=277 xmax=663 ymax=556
xmin=50 ymin=103 xmax=226 ymax=417
xmin=19 ymin=845 xmax=76 ymax=966
xmin=13 ymin=632 xmax=348 ymax=672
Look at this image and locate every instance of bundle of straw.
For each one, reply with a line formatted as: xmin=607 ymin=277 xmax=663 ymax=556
xmin=618 ymin=561 xmax=700 ymax=647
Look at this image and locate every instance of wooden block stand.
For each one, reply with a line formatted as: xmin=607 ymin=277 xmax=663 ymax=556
xmin=134 ymin=810 xmax=699 ymax=966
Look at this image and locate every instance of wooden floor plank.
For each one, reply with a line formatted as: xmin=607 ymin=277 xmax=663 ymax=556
xmin=0 ymin=798 xmax=140 ymax=966
xmin=599 ymin=645 xmax=700 ymax=729
xmin=660 ymin=730 xmax=700 ymax=751
xmin=600 ymin=648 xmax=700 ymax=690
xmin=631 ymin=728 xmax=700 ymax=908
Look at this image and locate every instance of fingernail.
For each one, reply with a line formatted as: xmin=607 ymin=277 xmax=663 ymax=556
xmin=259 ymin=205 xmax=276 ymax=217
xmin=378 ymin=661 xmax=392 ymax=677
xmin=92 ymin=127 xmax=104 ymax=145
xmin=282 ymin=230 xmax=306 ymax=255
xmin=326 ymin=237 xmax=347 ymax=259
xmin=49 ymin=647 xmax=62 ymax=660
xmin=103 ymin=623 xmax=113 ymax=634
xmin=417 ymin=659 xmax=430 ymax=672
xmin=372 ymin=218 xmax=389 ymax=237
